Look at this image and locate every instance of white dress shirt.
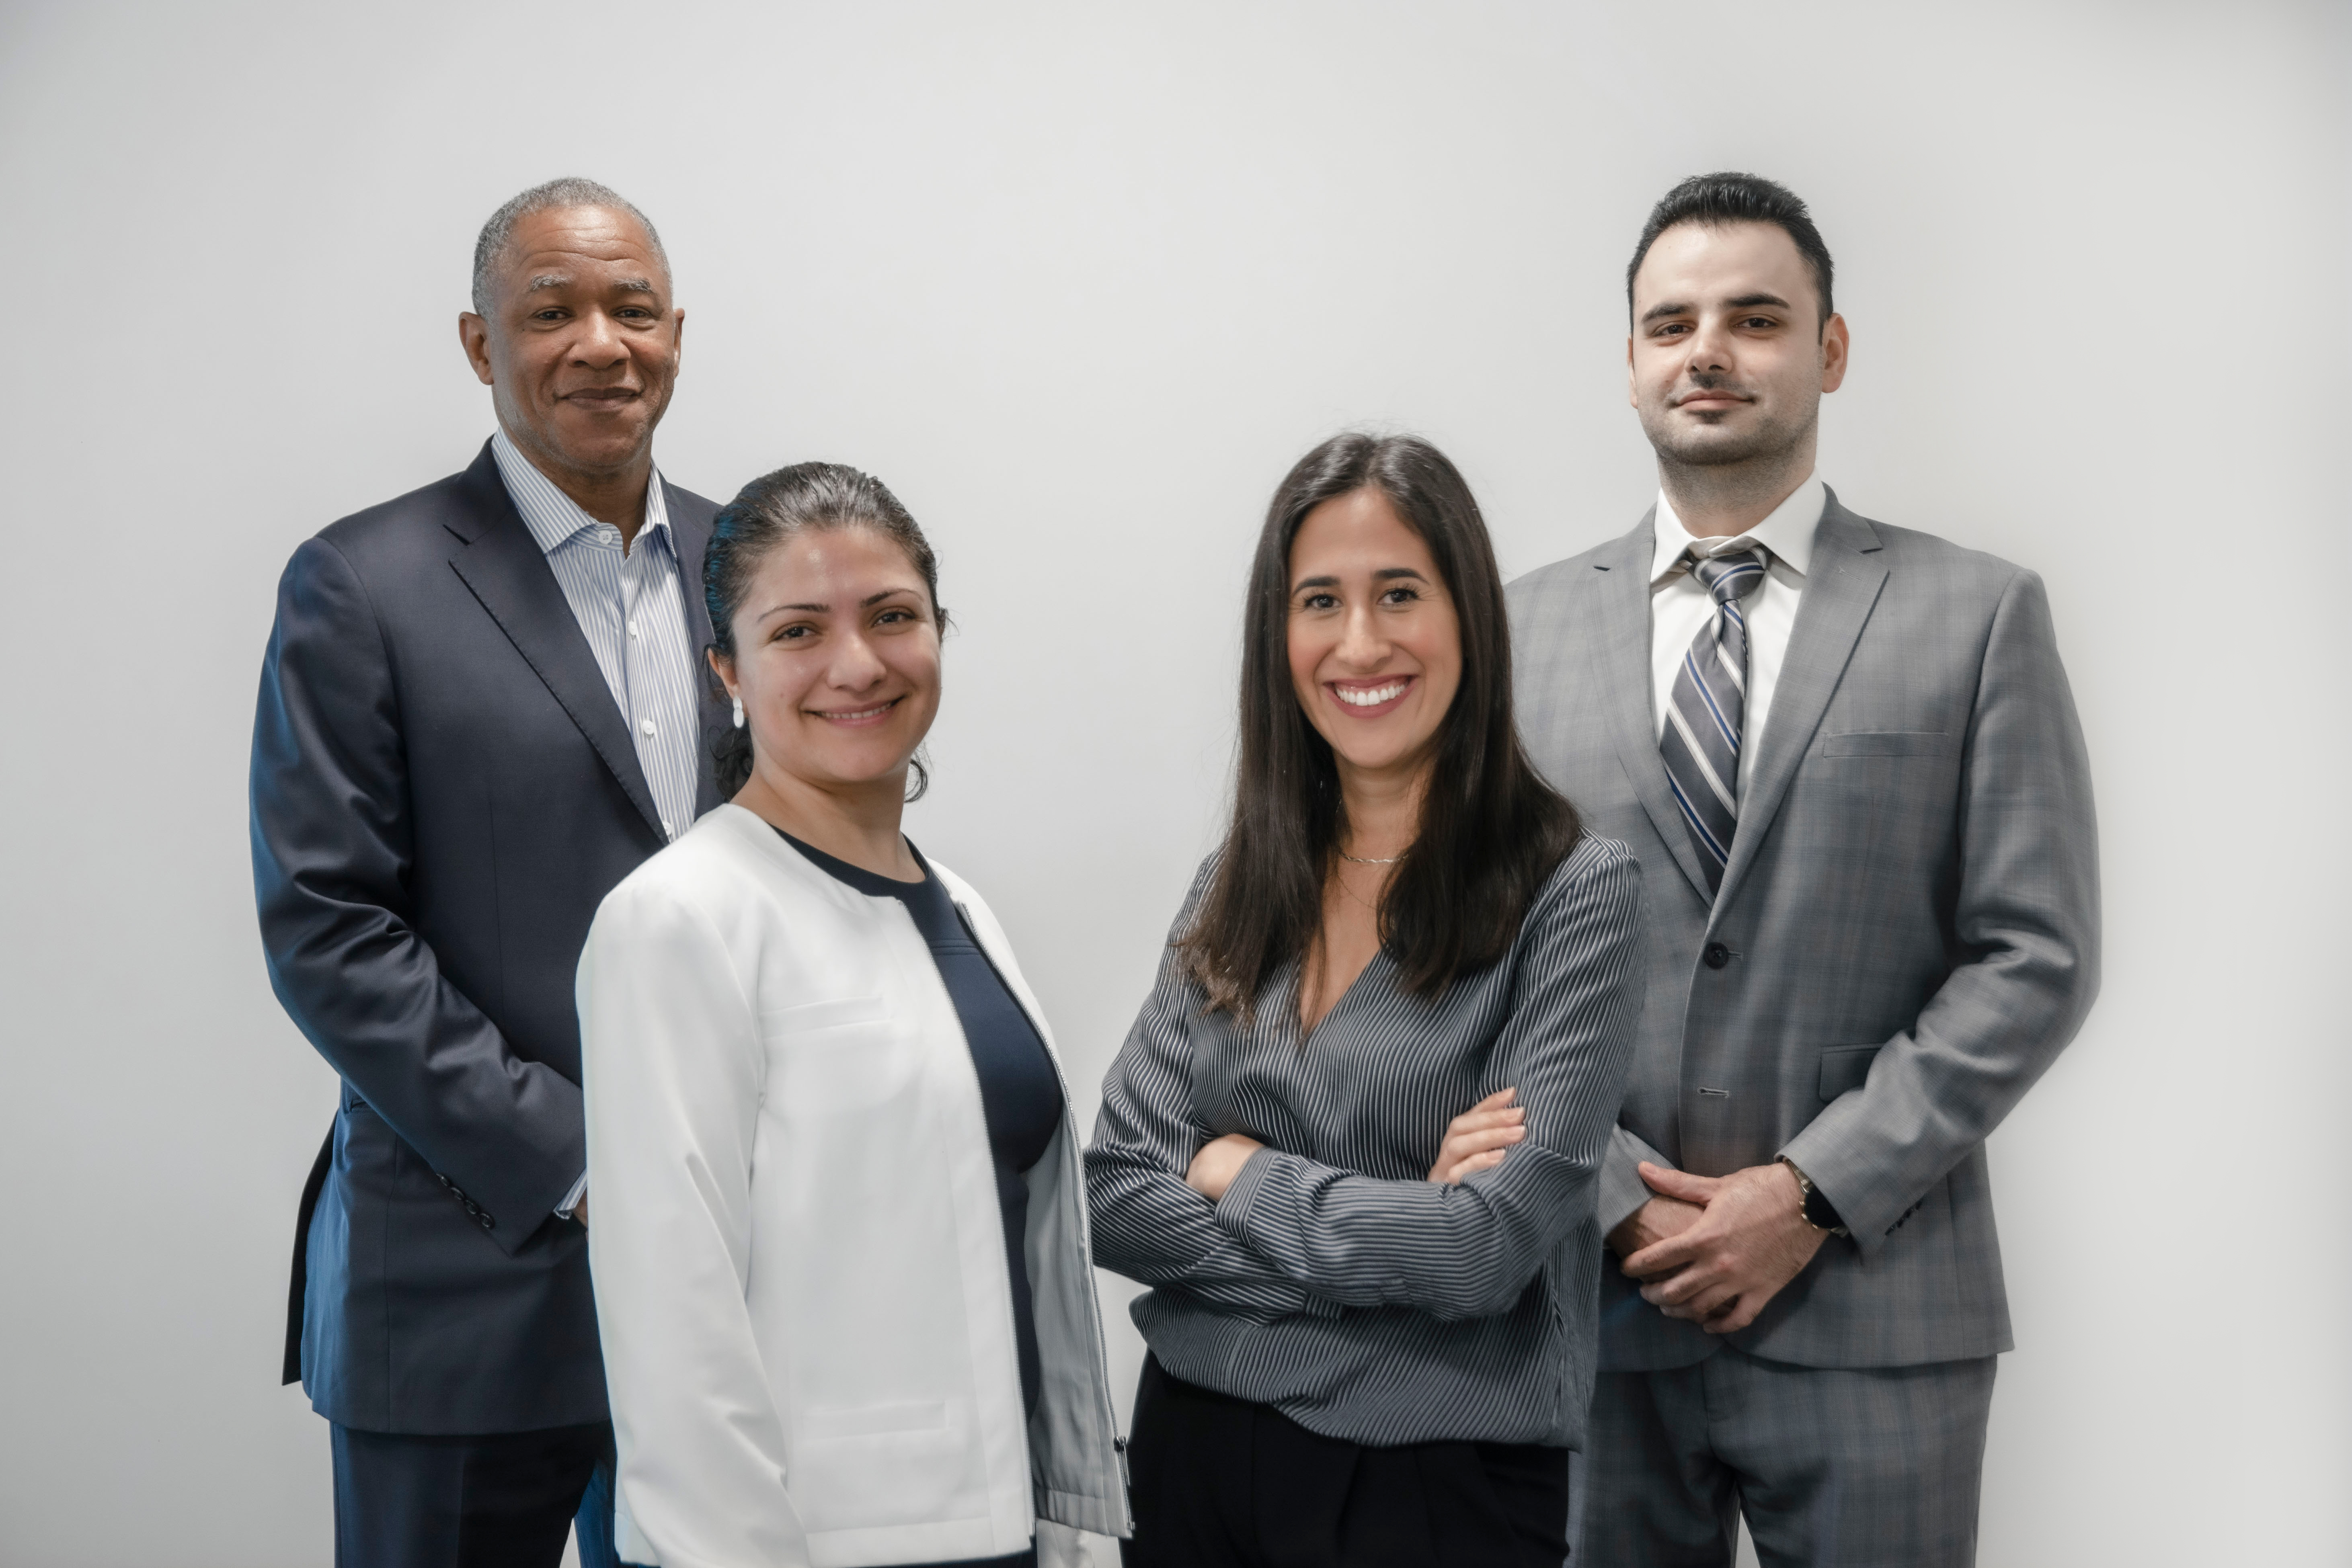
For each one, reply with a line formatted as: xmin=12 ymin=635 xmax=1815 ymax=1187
xmin=1648 ymin=476 xmax=1825 ymax=796
xmin=491 ymin=431 xmax=706 ymax=1218
xmin=491 ymin=431 xmax=703 ymax=841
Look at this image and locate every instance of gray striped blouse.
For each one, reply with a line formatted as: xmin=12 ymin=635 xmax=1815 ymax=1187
xmin=1084 ymin=833 xmax=1644 ymax=1450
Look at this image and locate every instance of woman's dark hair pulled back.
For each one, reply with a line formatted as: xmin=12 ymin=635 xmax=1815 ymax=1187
xmin=704 ymin=461 xmax=945 ymax=799
xmin=1177 ymin=432 xmax=1581 ymax=1015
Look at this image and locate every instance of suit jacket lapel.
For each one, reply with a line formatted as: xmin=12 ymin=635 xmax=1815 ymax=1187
xmin=443 ymin=444 xmax=667 ymax=842
xmin=1712 ymin=491 xmax=1888 ymax=916
xmin=1591 ymin=511 xmax=1714 ymax=903
xmin=664 ymin=480 xmax=733 ymax=817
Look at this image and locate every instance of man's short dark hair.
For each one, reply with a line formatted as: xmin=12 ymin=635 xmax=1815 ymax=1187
xmin=1626 ymin=172 xmax=1834 ymax=331
xmin=471 ymin=176 xmax=668 ymax=316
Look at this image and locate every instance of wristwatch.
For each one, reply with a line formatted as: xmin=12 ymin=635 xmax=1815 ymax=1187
xmin=1778 ymin=1157 xmax=1849 ymax=1237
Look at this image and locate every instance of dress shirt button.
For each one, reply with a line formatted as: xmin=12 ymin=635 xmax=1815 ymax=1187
xmin=627 ymin=620 xmax=640 ymax=638
xmin=638 ymin=718 xmax=656 ymax=738
xmin=660 ymin=819 xmax=673 ymax=836
xmin=1703 ymin=942 xmax=1732 ymax=970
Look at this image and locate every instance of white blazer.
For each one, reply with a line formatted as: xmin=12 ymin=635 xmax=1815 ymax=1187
xmin=577 ymin=805 xmax=1129 ymax=1568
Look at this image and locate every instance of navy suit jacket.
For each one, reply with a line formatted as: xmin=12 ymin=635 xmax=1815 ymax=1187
xmin=252 ymin=441 xmax=729 ymax=1434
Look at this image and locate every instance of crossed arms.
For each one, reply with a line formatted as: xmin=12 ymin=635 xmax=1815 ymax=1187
xmin=1085 ymin=849 xmax=1643 ymax=1323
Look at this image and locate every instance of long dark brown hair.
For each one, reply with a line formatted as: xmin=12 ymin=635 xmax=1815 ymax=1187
xmin=1176 ymin=433 xmax=1581 ymax=1014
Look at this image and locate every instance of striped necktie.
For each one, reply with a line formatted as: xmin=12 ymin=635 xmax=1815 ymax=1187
xmin=1660 ymin=547 xmax=1767 ymax=896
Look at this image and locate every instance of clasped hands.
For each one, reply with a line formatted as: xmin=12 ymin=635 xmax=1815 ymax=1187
xmin=1183 ymin=1087 xmax=1529 ymax=1201
xmin=1608 ymin=1160 xmax=1827 ymax=1334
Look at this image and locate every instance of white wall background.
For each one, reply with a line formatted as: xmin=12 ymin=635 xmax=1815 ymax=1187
xmin=2 ymin=2 xmax=2345 ymax=1563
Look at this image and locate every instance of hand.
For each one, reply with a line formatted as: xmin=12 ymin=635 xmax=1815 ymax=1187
xmin=1605 ymin=1189 xmax=1703 ymax=1258
xmin=573 ymin=1195 xmax=587 ymax=1227
xmin=1428 ymin=1088 xmax=1525 ymax=1184
xmin=1618 ymin=1161 xmax=1827 ymax=1334
xmin=1186 ymin=1133 xmax=1264 ymax=1202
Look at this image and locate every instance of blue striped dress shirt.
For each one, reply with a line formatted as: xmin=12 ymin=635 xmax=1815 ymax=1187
xmin=491 ymin=432 xmax=704 ymax=843
xmin=1085 ymin=834 xmax=1645 ymax=1450
xmin=492 ymin=433 xmax=707 ymax=1221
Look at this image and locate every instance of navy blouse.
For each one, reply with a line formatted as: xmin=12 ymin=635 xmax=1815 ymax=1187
xmin=776 ymin=830 xmax=1065 ymax=1416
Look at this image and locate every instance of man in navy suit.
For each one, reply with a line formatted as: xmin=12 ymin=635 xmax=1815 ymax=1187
xmin=251 ymin=177 xmax=731 ymax=1568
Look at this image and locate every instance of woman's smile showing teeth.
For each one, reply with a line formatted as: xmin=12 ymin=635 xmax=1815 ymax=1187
xmin=813 ymin=698 xmax=900 ymax=727
xmin=1329 ymin=676 xmax=1414 ymax=715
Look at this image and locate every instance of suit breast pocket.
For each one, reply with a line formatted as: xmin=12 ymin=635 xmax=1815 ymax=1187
xmin=759 ymin=996 xmax=918 ymax=1113
xmin=1818 ymin=730 xmax=1954 ymax=759
xmin=762 ymin=995 xmax=890 ymax=1033
xmin=1817 ymin=1044 xmax=1881 ymax=1101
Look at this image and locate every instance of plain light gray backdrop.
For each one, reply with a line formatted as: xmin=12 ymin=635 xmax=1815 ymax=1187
xmin=1 ymin=2 xmax=2345 ymax=1564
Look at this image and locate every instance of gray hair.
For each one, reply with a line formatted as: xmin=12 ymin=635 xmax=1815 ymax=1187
xmin=470 ymin=177 xmax=669 ymax=315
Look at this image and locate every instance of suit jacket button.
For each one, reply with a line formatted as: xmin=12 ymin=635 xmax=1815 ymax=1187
xmin=1703 ymin=942 xmax=1732 ymax=969
xmin=478 ymin=1213 xmax=495 ymax=1230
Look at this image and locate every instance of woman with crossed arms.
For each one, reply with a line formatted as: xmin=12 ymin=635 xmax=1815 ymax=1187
xmin=577 ymin=464 xmax=1127 ymax=1568
xmin=1086 ymin=433 xmax=1644 ymax=1566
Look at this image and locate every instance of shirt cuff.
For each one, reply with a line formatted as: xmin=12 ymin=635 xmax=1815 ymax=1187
xmin=1213 ymin=1149 xmax=1345 ymax=1320
xmin=1212 ymin=1144 xmax=1283 ymax=1238
xmin=556 ymin=1170 xmax=588 ymax=1220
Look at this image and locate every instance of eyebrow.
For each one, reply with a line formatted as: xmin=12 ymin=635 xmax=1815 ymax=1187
xmin=1292 ymin=567 xmax=1432 ymax=591
xmin=1641 ymin=291 xmax=1793 ymax=325
xmin=757 ymin=587 xmax=919 ymax=619
xmin=522 ymin=273 xmax=657 ymax=294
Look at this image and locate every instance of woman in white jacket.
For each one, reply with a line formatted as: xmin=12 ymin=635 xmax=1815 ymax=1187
xmin=576 ymin=463 xmax=1128 ymax=1568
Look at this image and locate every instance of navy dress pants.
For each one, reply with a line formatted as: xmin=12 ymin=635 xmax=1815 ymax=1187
xmin=1121 ymin=1356 xmax=1570 ymax=1568
xmin=330 ymin=1420 xmax=618 ymax=1568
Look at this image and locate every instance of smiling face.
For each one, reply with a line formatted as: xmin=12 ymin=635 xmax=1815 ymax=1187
xmin=711 ymin=526 xmax=942 ymax=804
xmin=1628 ymin=219 xmax=1847 ymax=472
xmin=460 ymin=203 xmax=683 ymax=486
xmin=1285 ymin=487 xmax=1462 ymax=787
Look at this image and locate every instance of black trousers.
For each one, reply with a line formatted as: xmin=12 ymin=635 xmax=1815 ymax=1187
xmin=1121 ymin=1357 xmax=1570 ymax=1568
xmin=330 ymin=1420 xmax=617 ymax=1568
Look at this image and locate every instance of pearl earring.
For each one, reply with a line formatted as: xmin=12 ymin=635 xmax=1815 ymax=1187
xmin=731 ymin=696 xmax=745 ymax=729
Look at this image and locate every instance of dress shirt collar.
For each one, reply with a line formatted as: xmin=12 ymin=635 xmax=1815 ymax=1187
xmin=1648 ymin=474 xmax=1825 ymax=585
xmin=491 ymin=428 xmax=673 ymax=558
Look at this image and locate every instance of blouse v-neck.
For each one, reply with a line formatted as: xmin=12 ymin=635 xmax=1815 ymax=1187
xmin=1293 ymin=945 xmax=1390 ymax=1041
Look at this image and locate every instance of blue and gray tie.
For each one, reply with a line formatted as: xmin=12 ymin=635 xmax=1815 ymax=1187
xmin=1661 ymin=548 xmax=1767 ymax=896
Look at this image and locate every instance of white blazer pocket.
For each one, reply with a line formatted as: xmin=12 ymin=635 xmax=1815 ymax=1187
xmin=760 ymin=996 xmax=920 ymax=1111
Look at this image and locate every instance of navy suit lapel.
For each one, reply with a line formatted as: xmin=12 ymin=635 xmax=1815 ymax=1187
xmin=1592 ymin=511 xmax=1714 ymax=904
xmin=1711 ymin=491 xmax=1887 ymax=917
xmin=663 ymin=480 xmax=733 ymax=816
xmin=442 ymin=444 xmax=667 ymax=842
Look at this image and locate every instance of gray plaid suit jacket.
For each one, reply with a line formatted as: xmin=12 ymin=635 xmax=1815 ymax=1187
xmin=1506 ymin=490 xmax=2099 ymax=1372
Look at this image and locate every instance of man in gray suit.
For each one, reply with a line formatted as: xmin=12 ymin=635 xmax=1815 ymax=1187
xmin=1508 ymin=173 xmax=2099 ymax=1566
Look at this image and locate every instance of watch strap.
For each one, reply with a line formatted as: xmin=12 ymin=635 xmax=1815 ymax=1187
xmin=1779 ymin=1156 xmax=1850 ymax=1237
